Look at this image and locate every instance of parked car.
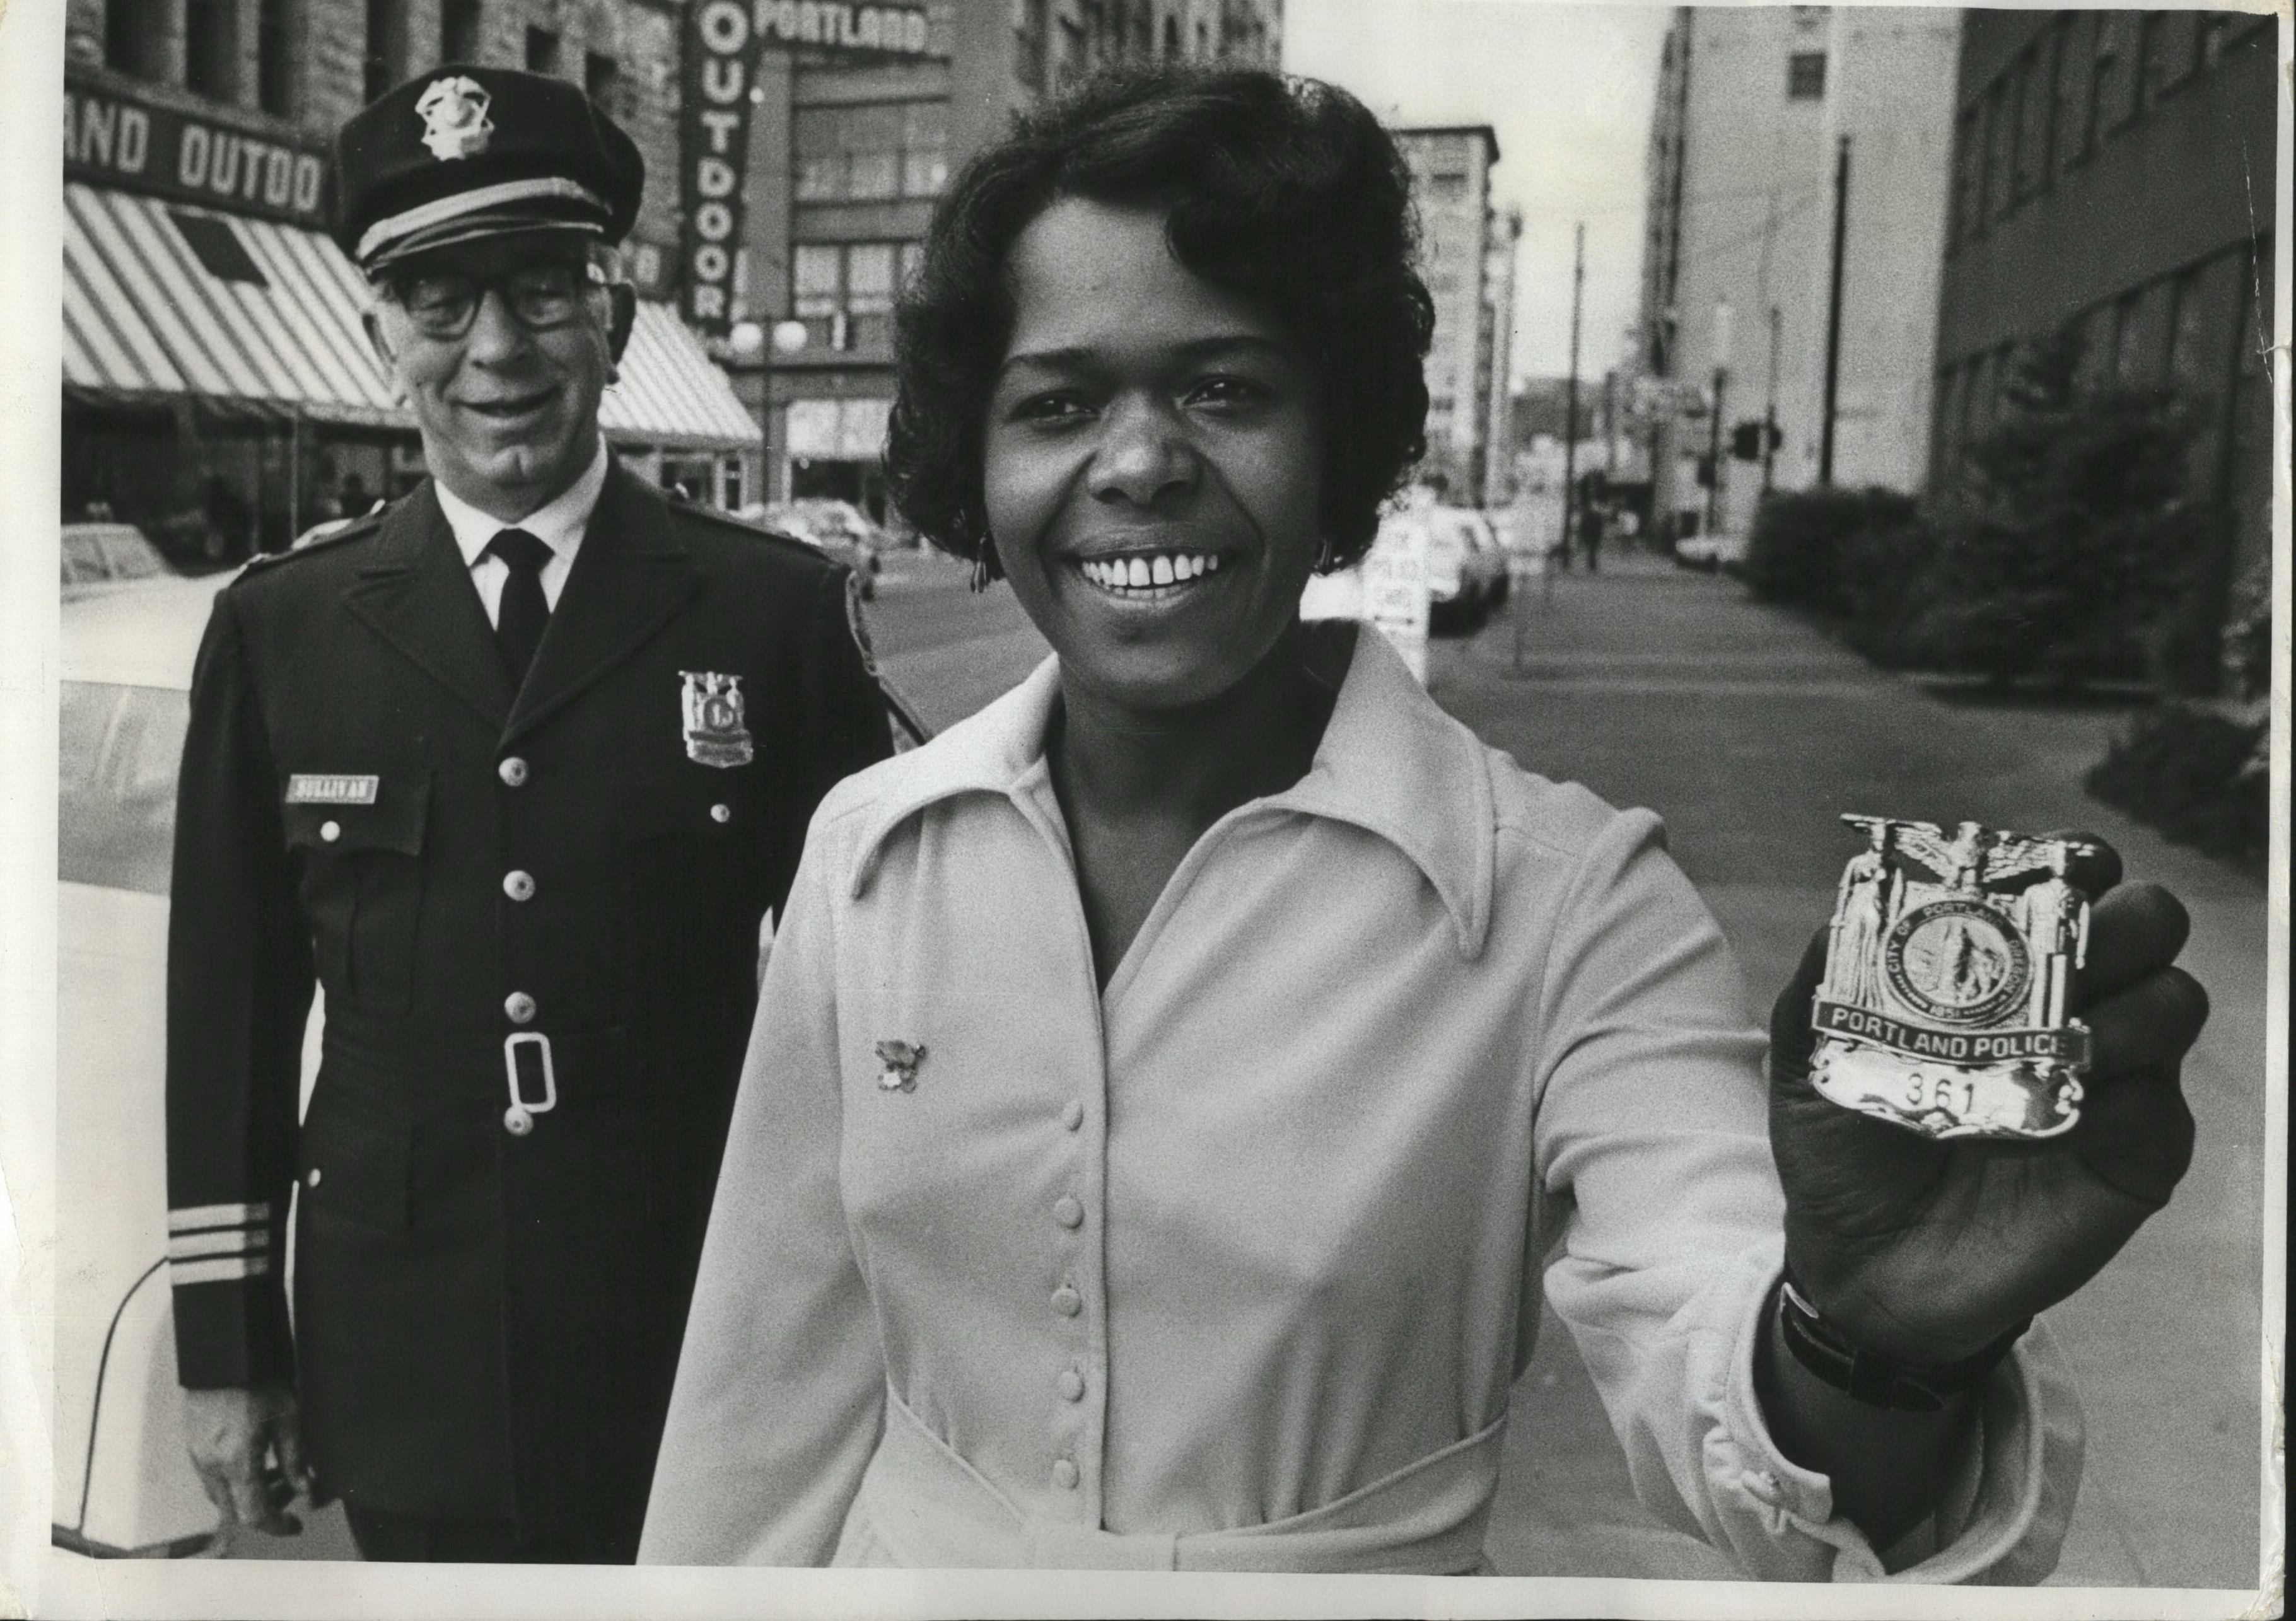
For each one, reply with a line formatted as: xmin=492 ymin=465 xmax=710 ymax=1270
xmin=740 ymin=500 xmax=889 ymax=600
xmin=60 ymin=523 xmax=176 ymax=601
xmin=50 ymin=569 xmax=927 ymax=1564
xmin=1378 ymin=506 xmax=1509 ymax=632
xmin=1672 ymin=527 xmax=1749 ymax=571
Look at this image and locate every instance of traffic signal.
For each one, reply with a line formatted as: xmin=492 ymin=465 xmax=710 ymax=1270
xmin=1730 ymin=419 xmax=1783 ymax=461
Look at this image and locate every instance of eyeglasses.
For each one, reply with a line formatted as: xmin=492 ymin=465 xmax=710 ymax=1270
xmin=384 ymin=260 xmax=608 ymax=340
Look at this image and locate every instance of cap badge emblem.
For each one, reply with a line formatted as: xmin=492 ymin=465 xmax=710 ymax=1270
xmin=416 ymin=76 xmax=494 ymax=161
xmin=680 ymin=670 xmax=754 ymax=767
xmin=875 ymin=1040 xmax=926 ymax=1093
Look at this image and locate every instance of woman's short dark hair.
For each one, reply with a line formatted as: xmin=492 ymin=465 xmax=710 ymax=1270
xmin=885 ymin=64 xmax=1435 ymax=576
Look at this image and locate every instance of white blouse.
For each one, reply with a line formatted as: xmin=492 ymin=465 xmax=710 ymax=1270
xmin=638 ymin=627 xmax=2081 ymax=1580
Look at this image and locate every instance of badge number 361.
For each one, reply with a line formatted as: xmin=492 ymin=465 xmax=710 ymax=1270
xmin=1810 ymin=815 xmax=2096 ymax=1141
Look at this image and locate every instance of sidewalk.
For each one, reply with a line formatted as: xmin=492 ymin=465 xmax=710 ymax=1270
xmin=1447 ymin=556 xmax=2270 ymax=1589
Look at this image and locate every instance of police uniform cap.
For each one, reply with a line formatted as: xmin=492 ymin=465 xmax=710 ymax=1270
xmin=334 ymin=66 xmax=643 ymax=275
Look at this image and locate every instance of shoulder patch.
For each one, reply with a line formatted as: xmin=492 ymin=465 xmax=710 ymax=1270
xmin=237 ymin=510 xmax=385 ymax=574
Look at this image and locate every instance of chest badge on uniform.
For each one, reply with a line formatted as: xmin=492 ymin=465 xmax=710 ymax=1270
xmin=875 ymin=1040 xmax=926 ymax=1092
xmin=680 ymin=670 xmax=754 ymax=767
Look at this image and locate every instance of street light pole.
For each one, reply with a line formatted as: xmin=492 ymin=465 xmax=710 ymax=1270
xmin=1819 ymin=134 xmax=1851 ymax=485
xmin=1762 ymin=303 xmax=1782 ymax=493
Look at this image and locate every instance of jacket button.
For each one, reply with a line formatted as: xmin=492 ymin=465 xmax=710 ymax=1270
xmin=1056 ymin=1369 xmax=1085 ymax=1402
xmin=710 ymin=803 xmax=731 ymax=823
xmin=1052 ymin=1195 xmax=1084 ymax=1229
xmin=1051 ymin=1286 xmax=1083 ymax=1318
xmin=503 ymin=1107 xmax=534 ymax=1137
xmin=1061 ymin=1100 xmax=1084 ymax=1132
xmin=503 ymin=869 xmax=536 ymax=902
xmin=504 ymin=991 xmax=537 ymax=1025
xmin=1051 ymin=1458 xmax=1080 ymax=1490
xmin=498 ymin=756 xmax=529 ymax=787
xmin=319 ymin=820 xmax=341 ymax=843
xmin=305 ymin=1167 xmax=322 ymax=1188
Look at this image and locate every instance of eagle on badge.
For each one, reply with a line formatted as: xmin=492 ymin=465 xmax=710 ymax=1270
xmin=416 ymin=76 xmax=494 ymax=161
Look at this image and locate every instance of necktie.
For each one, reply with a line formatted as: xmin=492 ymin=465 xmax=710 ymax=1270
xmin=486 ymin=528 xmax=551 ymax=687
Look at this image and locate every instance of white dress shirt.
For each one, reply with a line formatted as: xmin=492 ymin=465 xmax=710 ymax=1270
xmin=432 ymin=439 xmax=612 ymax=625
xmin=639 ymin=627 xmax=2081 ymax=1580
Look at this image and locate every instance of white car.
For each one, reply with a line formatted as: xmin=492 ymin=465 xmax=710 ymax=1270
xmin=54 ymin=570 xmax=349 ymax=1559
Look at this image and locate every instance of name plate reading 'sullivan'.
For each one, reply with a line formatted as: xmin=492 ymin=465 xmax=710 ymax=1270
xmin=1811 ymin=815 xmax=2097 ymax=1141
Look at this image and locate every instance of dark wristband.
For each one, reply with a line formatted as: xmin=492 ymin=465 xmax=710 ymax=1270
xmin=1776 ymin=1275 xmax=2029 ymax=1414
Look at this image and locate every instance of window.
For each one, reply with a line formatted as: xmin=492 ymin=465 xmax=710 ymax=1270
xmin=793 ymin=101 xmax=948 ymax=202
xmin=2013 ymin=44 xmax=2051 ymax=197
xmin=524 ymin=24 xmax=559 ymax=73
xmin=2144 ymin=10 xmax=2201 ymax=102
xmin=790 ymin=241 xmax=912 ymax=352
xmin=1426 ymin=171 xmax=1467 ymax=202
xmin=1786 ymin=52 xmax=1826 ymax=100
xmin=185 ymin=0 xmax=236 ymax=98
xmin=440 ymin=0 xmax=481 ymax=63
xmin=171 ymin=210 xmax=268 ymax=284
xmin=104 ymin=0 xmax=163 ymax=78
xmin=585 ymin=51 xmax=622 ymax=119
xmin=1950 ymin=105 xmax=1984 ymax=245
xmin=364 ymin=0 xmax=408 ymax=100
xmin=1161 ymin=13 xmax=1177 ymax=57
xmin=1983 ymin=82 xmax=2014 ymax=223
xmin=2053 ymin=11 xmax=2092 ymax=169
xmin=257 ymin=0 xmax=296 ymax=113
xmin=2093 ymin=11 xmax=2138 ymax=136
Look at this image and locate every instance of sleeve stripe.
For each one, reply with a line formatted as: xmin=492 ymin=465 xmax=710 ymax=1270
xmin=167 ymin=1229 xmax=272 ymax=1260
xmin=170 ymin=1254 xmax=274 ymax=1286
xmin=169 ymin=1201 xmax=272 ymax=1233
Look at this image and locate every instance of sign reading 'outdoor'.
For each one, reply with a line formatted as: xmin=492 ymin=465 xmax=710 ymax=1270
xmin=679 ymin=0 xmax=934 ymax=332
xmin=64 ymin=79 xmax=328 ymax=228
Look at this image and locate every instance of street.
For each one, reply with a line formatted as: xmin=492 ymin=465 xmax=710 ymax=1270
xmin=865 ymin=545 xmax=2268 ymax=1591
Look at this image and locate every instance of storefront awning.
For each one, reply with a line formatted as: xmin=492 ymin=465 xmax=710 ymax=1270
xmin=64 ymin=183 xmax=760 ymax=451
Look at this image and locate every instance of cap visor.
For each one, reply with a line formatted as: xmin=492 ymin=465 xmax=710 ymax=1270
xmin=367 ymin=215 xmax=605 ymax=274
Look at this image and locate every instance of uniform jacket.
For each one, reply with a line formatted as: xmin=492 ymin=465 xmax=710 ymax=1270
xmin=638 ymin=629 xmax=2082 ymax=1581
xmin=165 ymin=462 xmax=891 ymax=1557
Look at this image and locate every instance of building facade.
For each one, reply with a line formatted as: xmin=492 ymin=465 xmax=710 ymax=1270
xmin=1630 ymin=6 xmax=1960 ymax=539
xmin=61 ymin=0 xmax=762 ymax=556
xmin=1931 ymin=10 xmax=2276 ymax=687
xmin=1394 ymin=125 xmax=1506 ymax=507
xmin=741 ymin=0 xmax=1285 ymax=517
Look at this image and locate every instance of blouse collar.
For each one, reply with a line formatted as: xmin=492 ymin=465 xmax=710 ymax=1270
xmin=848 ymin=625 xmax=1497 ymax=958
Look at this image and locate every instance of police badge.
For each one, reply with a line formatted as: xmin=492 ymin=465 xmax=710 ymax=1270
xmin=680 ymin=670 xmax=754 ymax=767
xmin=1810 ymin=816 xmax=2097 ymax=1141
xmin=414 ymin=76 xmax=494 ymax=161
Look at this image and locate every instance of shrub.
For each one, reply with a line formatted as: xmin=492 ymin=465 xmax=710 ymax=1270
xmin=1743 ymin=485 xmax=1920 ymax=620
xmin=2086 ymin=702 xmax=2269 ymax=869
xmin=1921 ymin=328 xmax=2198 ymax=688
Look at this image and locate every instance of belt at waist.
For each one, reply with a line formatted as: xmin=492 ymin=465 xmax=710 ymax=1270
xmin=319 ymin=1020 xmax=640 ymax=1113
xmin=834 ymin=1388 xmax=1505 ymax=1574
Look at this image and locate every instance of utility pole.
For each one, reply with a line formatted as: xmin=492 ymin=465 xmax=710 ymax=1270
xmin=1523 ymin=221 xmax=1583 ymax=671
xmin=1762 ymin=303 xmax=1782 ymax=493
xmin=1703 ymin=300 xmax=1731 ymax=535
xmin=1560 ymin=219 xmax=1585 ymax=562
xmin=1819 ymin=134 xmax=1851 ymax=485
xmin=1603 ymin=369 xmax=1619 ymax=480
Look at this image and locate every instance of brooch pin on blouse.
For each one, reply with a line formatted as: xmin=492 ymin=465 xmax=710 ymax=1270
xmin=875 ymin=1040 xmax=926 ymax=1092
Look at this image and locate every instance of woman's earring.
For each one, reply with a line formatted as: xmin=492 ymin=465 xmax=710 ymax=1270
xmin=970 ymin=550 xmax=994 ymax=593
xmin=1314 ymin=538 xmax=1336 ymax=574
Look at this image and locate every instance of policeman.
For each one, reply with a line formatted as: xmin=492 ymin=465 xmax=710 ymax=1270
xmin=164 ymin=66 xmax=892 ymax=1563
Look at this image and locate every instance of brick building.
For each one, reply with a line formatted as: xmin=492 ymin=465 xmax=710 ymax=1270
xmin=742 ymin=0 xmax=1285 ymax=516
xmin=61 ymin=0 xmax=760 ymax=556
xmin=1931 ymin=9 xmax=2276 ymax=688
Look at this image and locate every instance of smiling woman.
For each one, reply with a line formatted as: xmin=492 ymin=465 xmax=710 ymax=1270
xmin=637 ymin=62 xmax=2198 ymax=1583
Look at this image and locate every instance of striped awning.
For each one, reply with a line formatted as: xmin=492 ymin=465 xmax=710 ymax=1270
xmin=63 ymin=182 xmax=759 ymax=450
